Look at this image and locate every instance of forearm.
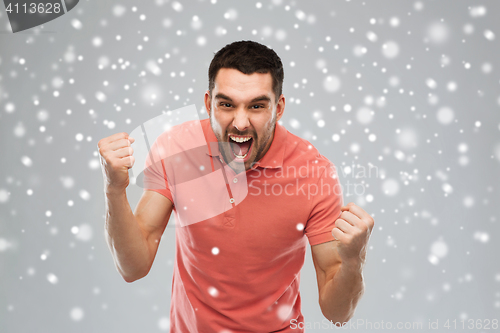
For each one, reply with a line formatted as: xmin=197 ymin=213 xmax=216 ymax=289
xmin=104 ymin=188 xmax=151 ymax=282
xmin=319 ymin=260 xmax=365 ymax=325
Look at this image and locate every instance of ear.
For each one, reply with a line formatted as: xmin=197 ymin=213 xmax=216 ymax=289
xmin=204 ymin=90 xmax=212 ymax=116
xmin=275 ymin=94 xmax=285 ymax=122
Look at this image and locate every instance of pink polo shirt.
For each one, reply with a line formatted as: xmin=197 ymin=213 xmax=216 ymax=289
xmin=143 ymin=118 xmax=343 ymax=332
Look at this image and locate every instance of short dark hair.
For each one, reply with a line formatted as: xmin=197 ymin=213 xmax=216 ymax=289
xmin=208 ymin=40 xmax=284 ymax=102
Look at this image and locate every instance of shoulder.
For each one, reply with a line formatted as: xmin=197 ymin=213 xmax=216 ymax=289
xmin=152 ymin=119 xmax=208 ymax=157
xmin=281 ymin=126 xmax=336 ymax=173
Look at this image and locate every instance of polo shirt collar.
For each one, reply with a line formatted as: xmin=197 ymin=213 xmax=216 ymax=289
xmin=202 ymin=119 xmax=287 ymax=169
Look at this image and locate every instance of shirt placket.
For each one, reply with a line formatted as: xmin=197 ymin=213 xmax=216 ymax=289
xmin=213 ymin=156 xmax=236 ymax=227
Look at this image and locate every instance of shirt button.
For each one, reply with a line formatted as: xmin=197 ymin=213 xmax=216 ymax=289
xmin=229 ymin=198 xmax=235 ymax=204
xmin=233 ymin=178 xmax=238 ymax=183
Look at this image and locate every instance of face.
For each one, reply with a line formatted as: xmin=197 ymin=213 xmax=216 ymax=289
xmin=204 ymin=68 xmax=285 ymax=171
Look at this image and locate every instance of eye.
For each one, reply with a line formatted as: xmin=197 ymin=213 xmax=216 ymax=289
xmin=251 ymin=104 xmax=264 ymax=109
xmin=220 ymin=102 xmax=232 ymax=108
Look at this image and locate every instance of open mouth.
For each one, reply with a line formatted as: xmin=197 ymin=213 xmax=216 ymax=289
xmin=228 ymin=134 xmax=253 ymax=160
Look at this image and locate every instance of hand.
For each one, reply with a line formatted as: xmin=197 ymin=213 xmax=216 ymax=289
xmin=98 ymin=132 xmax=135 ymax=192
xmin=331 ymin=202 xmax=375 ymax=267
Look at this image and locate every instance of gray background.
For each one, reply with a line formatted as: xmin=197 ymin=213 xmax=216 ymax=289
xmin=1 ymin=0 xmax=499 ymax=332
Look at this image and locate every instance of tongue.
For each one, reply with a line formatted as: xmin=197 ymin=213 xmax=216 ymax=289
xmin=232 ymin=140 xmax=251 ymax=156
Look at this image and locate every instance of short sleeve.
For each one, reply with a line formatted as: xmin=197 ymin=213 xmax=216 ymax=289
xmin=304 ymin=161 xmax=344 ymax=246
xmin=142 ymin=139 xmax=174 ymax=206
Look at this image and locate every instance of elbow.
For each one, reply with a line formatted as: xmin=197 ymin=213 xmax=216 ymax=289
xmin=116 ymin=258 xmax=152 ymax=283
xmin=121 ymin=272 xmax=137 ymax=283
xmin=319 ymin=289 xmax=365 ymax=326
xmin=123 ymin=276 xmax=137 ymax=283
xmin=122 ymin=272 xmax=146 ymax=283
xmin=120 ymin=266 xmax=150 ymax=283
xmin=321 ymin=309 xmax=355 ymax=327
xmin=320 ymin=309 xmax=351 ymax=327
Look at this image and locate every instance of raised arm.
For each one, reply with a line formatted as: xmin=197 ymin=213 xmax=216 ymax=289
xmin=311 ymin=202 xmax=374 ymax=325
xmin=98 ymin=132 xmax=173 ymax=283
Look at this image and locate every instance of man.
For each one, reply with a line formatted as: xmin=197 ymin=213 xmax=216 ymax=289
xmin=98 ymin=40 xmax=374 ymax=332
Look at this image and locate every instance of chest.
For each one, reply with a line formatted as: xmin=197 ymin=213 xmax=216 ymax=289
xmin=175 ymin=169 xmax=312 ymax=261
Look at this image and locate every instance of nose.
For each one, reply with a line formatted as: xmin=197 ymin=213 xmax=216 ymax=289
xmin=232 ymin=108 xmax=250 ymax=132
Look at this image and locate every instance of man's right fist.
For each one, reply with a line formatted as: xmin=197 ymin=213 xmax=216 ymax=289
xmin=98 ymin=132 xmax=135 ymax=192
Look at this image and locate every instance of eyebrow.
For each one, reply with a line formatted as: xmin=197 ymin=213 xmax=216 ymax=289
xmin=214 ymin=93 xmax=233 ymax=101
xmin=214 ymin=93 xmax=271 ymax=103
xmin=250 ymin=95 xmax=271 ymax=103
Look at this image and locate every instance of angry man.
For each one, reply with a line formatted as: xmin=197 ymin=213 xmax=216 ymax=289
xmin=98 ymin=40 xmax=375 ymax=332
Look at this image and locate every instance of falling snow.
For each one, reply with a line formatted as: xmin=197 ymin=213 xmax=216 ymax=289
xmin=1 ymin=1 xmax=499 ymax=332
xmin=70 ymin=307 xmax=84 ymax=321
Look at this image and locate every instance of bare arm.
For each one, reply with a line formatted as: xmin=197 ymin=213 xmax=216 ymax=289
xmin=104 ymin=188 xmax=173 ymax=283
xmin=99 ymin=132 xmax=173 ymax=283
xmin=311 ymin=202 xmax=374 ymax=325
xmin=311 ymin=240 xmax=364 ymax=325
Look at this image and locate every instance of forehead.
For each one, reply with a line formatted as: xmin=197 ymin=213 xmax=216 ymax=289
xmin=213 ymin=68 xmax=274 ymax=101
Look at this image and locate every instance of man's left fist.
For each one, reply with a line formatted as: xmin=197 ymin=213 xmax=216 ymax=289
xmin=332 ymin=202 xmax=375 ymax=266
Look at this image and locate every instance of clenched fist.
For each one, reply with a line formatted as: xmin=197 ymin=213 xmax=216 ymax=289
xmin=332 ymin=202 xmax=375 ymax=267
xmin=98 ymin=132 xmax=135 ymax=192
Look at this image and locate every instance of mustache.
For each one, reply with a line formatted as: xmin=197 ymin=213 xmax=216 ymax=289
xmin=226 ymin=131 xmax=256 ymax=138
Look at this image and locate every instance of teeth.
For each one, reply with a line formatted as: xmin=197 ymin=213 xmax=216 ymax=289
xmin=230 ymin=136 xmax=251 ymax=143
xmin=233 ymin=152 xmax=248 ymax=159
xmin=229 ymin=135 xmax=251 ymax=159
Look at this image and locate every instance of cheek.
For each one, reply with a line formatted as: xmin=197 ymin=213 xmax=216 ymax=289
xmin=261 ymin=109 xmax=276 ymax=134
xmin=252 ymin=114 xmax=275 ymax=149
xmin=210 ymin=114 xmax=223 ymax=137
xmin=210 ymin=108 xmax=228 ymax=135
xmin=265 ymin=105 xmax=276 ymax=124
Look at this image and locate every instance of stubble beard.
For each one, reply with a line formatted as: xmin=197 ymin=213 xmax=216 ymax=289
xmin=209 ymin=111 xmax=277 ymax=171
